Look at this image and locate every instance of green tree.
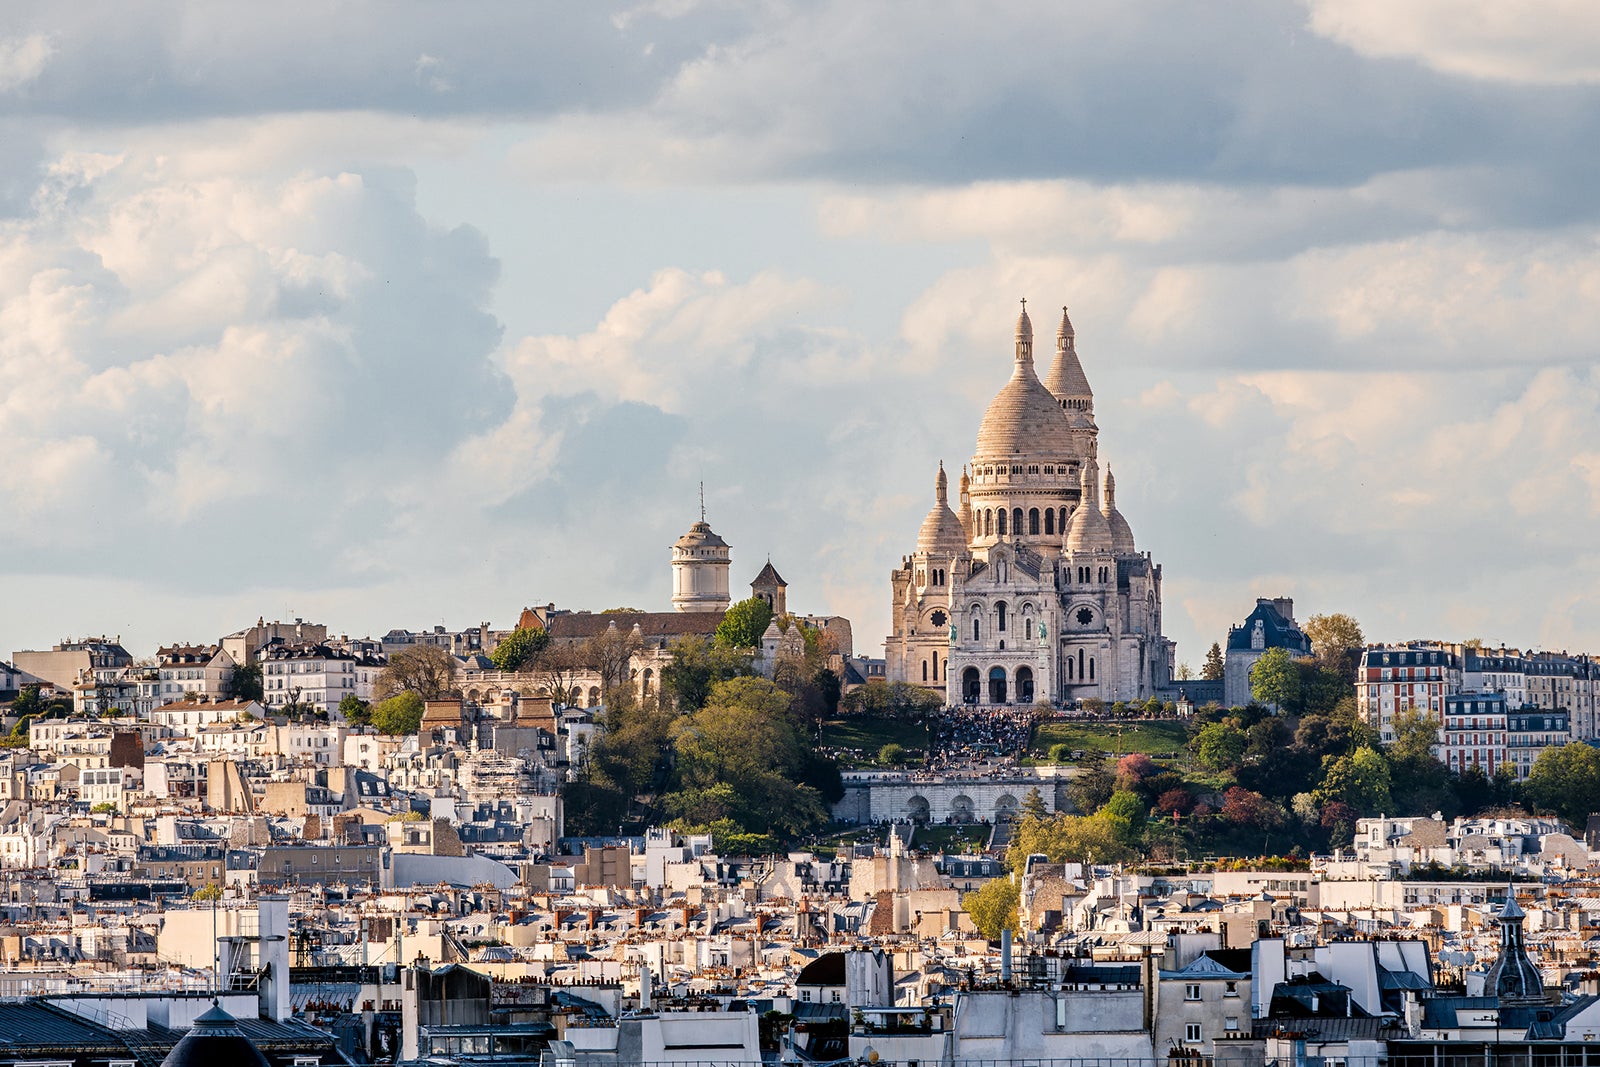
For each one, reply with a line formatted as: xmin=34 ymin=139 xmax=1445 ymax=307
xmin=1387 ymin=707 xmax=1440 ymax=763
xmin=370 ymin=691 xmax=426 ymax=735
xmin=1192 ymin=721 xmax=1247 ymax=772
xmin=1100 ymin=790 xmax=1148 ymax=848
xmin=1202 ymin=643 xmax=1225 ymax=681
xmin=1303 ymin=612 xmax=1364 ymax=671
xmin=714 ymin=596 xmax=775 ymax=649
xmin=963 ymin=876 xmax=1019 ymax=941
xmin=661 ymin=636 xmax=755 ymax=712
xmin=1317 ymin=746 xmax=1392 ymax=814
xmin=878 ymin=743 xmax=906 ymax=766
xmin=669 ymin=676 xmax=827 ymax=839
xmin=843 ymin=679 xmax=942 ymax=719
xmin=489 ymin=626 xmax=550 ymax=672
xmin=1048 ymin=743 xmax=1074 ymax=765
xmin=1068 ymin=755 xmax=1115 ymax=813
xmin=1249 ymin=647 xmax=1301 ymax=710
xmin=1175 ymin=662 xmax=1195 ymax=681
xmin=338 ymin=694 xmax=372 ymax=727
xmin=1524 ymin=743 xmax=1600 ymax=828
xmin=1020 ymin=786 xmax=1048 ymax=820
xmin=1008 ymin=811 xmax=1135 ymax=868
xmin=229 ymin=663 xmax=264 ymax=703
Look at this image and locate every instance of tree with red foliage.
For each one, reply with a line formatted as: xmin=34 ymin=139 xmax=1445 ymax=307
xmin=1115 ymin=752 xmax=1156 ymax=791
xmin=1223 ymin=786 xmax=1284 ymax=829
xmin=1155 ymin=788 xmax=1192 ymax=815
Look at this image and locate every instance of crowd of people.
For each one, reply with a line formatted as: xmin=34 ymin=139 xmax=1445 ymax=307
xmin=928 ymin=705 xmax=1037 ymax=768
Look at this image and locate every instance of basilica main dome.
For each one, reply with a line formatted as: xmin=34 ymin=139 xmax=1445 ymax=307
xmin=971 ymin=304 xmax=1082 ymax=462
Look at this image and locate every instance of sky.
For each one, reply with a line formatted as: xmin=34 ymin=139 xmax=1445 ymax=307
xmin=3 ymin=1 xmax=1600 ymax=667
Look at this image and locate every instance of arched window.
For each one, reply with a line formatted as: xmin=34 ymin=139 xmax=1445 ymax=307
xmin=996 ymin=601 xmax=1008 ymax=632
xmin=922 ymin=659 xmax=928 ymax=682
xmin=984 ymin=510 xmax=993 ymax=536
xmin=1067 ymin=656 xmax=1074 ymax=680
xmin=1024 ymin=616 xmax=1032 ymax=640
xmin=1059 ymin=507 xmax=1068 ymax=531
xmin=1045 ymin=509 xmax=1055 ymax=535
xmin=1012 ymin=508 xmax=1023 ymax=534
xmin=932 ymin=650 xmax=940 ymax=681
xmin=973 ymin=618 xmax=981 ymax=641
xmin=1089 ymin=657 xmax=1095 ymax=681
xmin=1078 ymin=648 xmax=1086 ymax=680
xmin=1028 ymin=508 xmax=1040 ymax=535
xmin=997 ymin=510 xmax=1007 ymax=536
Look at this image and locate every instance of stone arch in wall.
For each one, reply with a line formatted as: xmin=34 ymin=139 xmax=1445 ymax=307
xmin=950 ymin=794 xmax=976 ymax=823
xmin=906 ymin=795 xmax=931 ymax=824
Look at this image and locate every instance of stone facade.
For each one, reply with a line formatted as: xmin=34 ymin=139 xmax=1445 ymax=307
xmin=887 ymin=304 xmax=1174 ymax=704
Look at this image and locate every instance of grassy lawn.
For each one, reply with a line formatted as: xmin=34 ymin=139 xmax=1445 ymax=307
xmin=913 ymin=824 xmax=992 ymax=854
xmin=820 ymin=716 xmax=931 ymax=761
xmin=1030 ymin=719 xmax=1189 ymax=759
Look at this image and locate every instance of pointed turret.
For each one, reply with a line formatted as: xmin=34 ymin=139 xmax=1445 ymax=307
xmin=1014 ymin=298 xmax=1034 ymax=374
xmin=1102 ymin=464 xmax=1136 ymax=554
xmin=1044 ymin=305 xmax=1094 ymax=416
xmin=1064 ymin=459 xmax=1113 ymax=554
xmin=1484 ymin=883 xmax=1544 ymax=1005
xmin=917 ymin=461 xmax=968 ymax=555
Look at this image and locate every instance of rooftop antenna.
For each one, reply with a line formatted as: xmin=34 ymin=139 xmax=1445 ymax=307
xmin=699 ymin=482 xmax=706 ymax=523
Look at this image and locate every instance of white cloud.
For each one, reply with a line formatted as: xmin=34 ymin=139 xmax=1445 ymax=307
xmin=1307 ymin=0 xmax=1600 ymax=85
xmin=0 ymin=33 xmax=53 ymax=92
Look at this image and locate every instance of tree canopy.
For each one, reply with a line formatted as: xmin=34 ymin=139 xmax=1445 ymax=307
xmin=489 ymin=626 xmax=550 ymax=672
xmin=1525 ymin=743 xmax=1600 ymax=828
xmin=1249 ymin=647 xmax=1301 ymax=710
xmin=1201 ymin=643 xmax=1225 ymax=681
xmin=714 ymin=596 xmax=775 ymax=649
xmin=370 ymin=691 xmax=426 ymax=735
xmin=963 ymin=876 xmax=1019 ymax=941
xmin=1304 ymin=612 xmax=1363 ymax=671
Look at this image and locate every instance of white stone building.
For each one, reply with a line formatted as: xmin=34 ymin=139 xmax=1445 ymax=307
xmin=887 ymin=304 xmax=1174 ymax=704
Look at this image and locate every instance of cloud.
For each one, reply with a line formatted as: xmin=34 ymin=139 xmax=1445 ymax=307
xmin=0 ymin=148 xmax=508 ymax=588
xmin=0 ymin=33 xmax=53 ymax=92
xmin=1307 ymin=0 xmax=1600 ymax=85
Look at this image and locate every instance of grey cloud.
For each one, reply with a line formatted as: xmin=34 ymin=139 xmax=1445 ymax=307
xmin=0 ymin=2 xmax=755 ymax=122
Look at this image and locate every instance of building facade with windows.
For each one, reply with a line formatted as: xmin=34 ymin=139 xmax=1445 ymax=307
xmin=1504 ymin=706 xmax=1570 ymax=779
xmin=1357 ymin=644 xmax=1460 ymax=742
xmin=1440 ymin=692 xmax=1508 ymax=777
xmin=259 ymin=642 xmax=385 ymax=713
xmin=886 ymin=304 xmax=1174 ymax=704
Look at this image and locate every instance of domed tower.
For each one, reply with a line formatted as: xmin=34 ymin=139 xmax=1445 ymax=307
xmin=672 ymin=515 xmax=732 ymax=613
xmin=886 ymin=462 xmax=970 ymax=691
xmin=1063 ymin=460 xmax=1113 ymax=556
xmin=1485 ymin=886 xmax=1546 ymax=1005
xmin=160 ymin=1003 xmax=271 ymax=1067
xmin=1102 ymin=465 xmax=1136 ymax=555
xmin=966 ymin=301 xmax=1089 ymax=557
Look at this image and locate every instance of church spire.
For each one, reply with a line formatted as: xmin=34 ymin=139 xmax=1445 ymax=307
xmin=935 ymin=461 xmax=949 ymax=505
xmin=1014 ymin=298 xmax=1034 ymax=374
xmin=1044 ymin=303 xmax=1094 ymax=414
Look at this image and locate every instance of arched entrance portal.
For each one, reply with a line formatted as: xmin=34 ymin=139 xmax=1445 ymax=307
xmin=1015 ymin=666 xmax=1035 ymax=705
xmin=950 ymin=795 xmax=976 ymax=823
xmin=962 ymin=667 xmax=981 ymax=704
xmin=906 ymin=795 xmax=931 ymax=824
xmin=988 ymin=667 xmax=1008 ymax=704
